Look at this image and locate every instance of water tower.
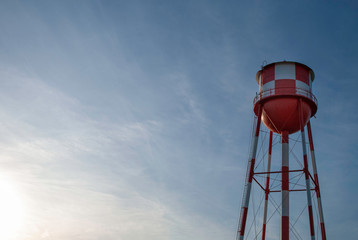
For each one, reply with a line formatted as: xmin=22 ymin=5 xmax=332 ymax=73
xmin=236 ymin=61 xmax=327 ymax=240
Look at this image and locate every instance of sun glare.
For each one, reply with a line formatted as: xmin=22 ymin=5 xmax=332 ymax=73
xmin=0 ymin=180 xmax=25 ymax=240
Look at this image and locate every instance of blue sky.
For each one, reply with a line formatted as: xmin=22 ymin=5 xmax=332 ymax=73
xmin=0 ymin=0 xmax=357 ymax=239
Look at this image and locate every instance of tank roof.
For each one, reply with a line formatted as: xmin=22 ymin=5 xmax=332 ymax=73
xmin=256 ymin=61 xmax=315 ymax=84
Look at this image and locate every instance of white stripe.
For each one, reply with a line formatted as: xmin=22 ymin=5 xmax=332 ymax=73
xmin=281 ymin=190 xmax=289 ymax=216
xmin=318 ymin=200 xmax=325 ymax=223
xmin=275 ymin=62 xmax=295 ymax=80
xmin=282 ymin=143 xmax=289 ymax=167
xmin=301 ymin=130 xmax=307 ymax=155
xmin=250 ymin=136 xmax=259 ymax=159
xmin=258 ymin=74 xmax=262 ymax=86
xmin=243 ymin=182 xmax=252 ymax=208
xmin=310 ymin=150 xmax=318 ymax=175
xmin=306 ymin=179 xmax=313 ymax=206
xmin=260 ymin=81 xmax=275 ymax=98
xmin=296 ymin=80 xmax=311 ymax=98
xmin=295 ymin=79 xmax=310 ymax=90
xmin=267 ymin=154 xmax=272 ymax=172
xmin=263 ymin=200 xmax=268 ymax=222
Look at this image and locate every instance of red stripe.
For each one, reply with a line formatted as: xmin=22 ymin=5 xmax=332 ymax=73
xmin=255 ymin=106 xmax=262 ymax=136
xmin=307 ymin=122 xmax=315 ymax=151
xmin=275 ymin=79 xmax=296 ymax=95
xmin=262 ymin=224 xmax=266 ymax=240
xmin=282 ymin=166 xmax=289 ymax=189
xmin=240 ymin=207 xmax=248 ymax=235
xmin=308 ymin=206 xmax=315 ymax=236
xmin=316 ymin=187 xmax=321 ymax=198
xmin=295 ymin=64 xmax=310 ymax=84
xmin=248 ymin=158 xmax=256 ymax=182
xmin=281 ymin=132 xmax=289 ymax=143
xmin=313 ymin=173 xmax=321 ymax=197
xmin=275 ymin=79 xmax=296 ymax=88
xmin=264 ymin=170 xmax=271 ymax=199
xmin=303 ymin=155 xmax=309 ymax=179
xmin=321 ymin=222 xmax=327 ymax=240
xmin=281 ymin=216 xmax=289 ymax=240
xmin=262 ymin=64 xmax=275 ymax=84
xmin=314 ymin=174 xmax=320 ymax=188
xmin=268 ymin=132 xmax=273 ymax=154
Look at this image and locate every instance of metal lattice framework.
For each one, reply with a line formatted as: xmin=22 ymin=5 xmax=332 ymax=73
xmin=236 ymin=103 xmax=327 ymax=240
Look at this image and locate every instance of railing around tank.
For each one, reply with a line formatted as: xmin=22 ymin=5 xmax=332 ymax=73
xmin=253 ymin=87 xmax=318 ymax=106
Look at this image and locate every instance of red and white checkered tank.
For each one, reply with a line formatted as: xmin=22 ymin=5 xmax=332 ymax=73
xmin=254 ymin=61 xmax=317 ymax=134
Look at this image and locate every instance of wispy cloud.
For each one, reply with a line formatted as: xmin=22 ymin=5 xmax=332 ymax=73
xmin=0 ymin=68 xmax=234 ymax=240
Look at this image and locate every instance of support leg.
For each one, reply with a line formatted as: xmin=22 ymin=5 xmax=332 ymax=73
xmin=237 ymin=106 xmax=263 ymax=240
xmin=298 ymin=100 xmax=315 ymax=240
xmin=262 ymin=131 xmax=273 ymax=240
xmin=307 ymin=121 xmax=327 ymax=240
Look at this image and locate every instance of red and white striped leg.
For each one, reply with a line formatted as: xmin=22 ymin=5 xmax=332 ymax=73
xmin=281 ymin=131 xmax=289 ymax=240
xmin=237 ymin=106 xmax=263 ymax=240
xmin=262 ymin=131 xmax=273 ymax=240
xmin=307 ymin=121 xmax=327 ymax=240
xmin=298 ymin=100 xmax=315 ymax=240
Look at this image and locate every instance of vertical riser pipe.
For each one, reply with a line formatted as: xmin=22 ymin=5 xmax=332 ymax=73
xmin=262 ymin=131 xmax=273 ymax=240
xmin=281 ymin=131 xmax=289 ymax=240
